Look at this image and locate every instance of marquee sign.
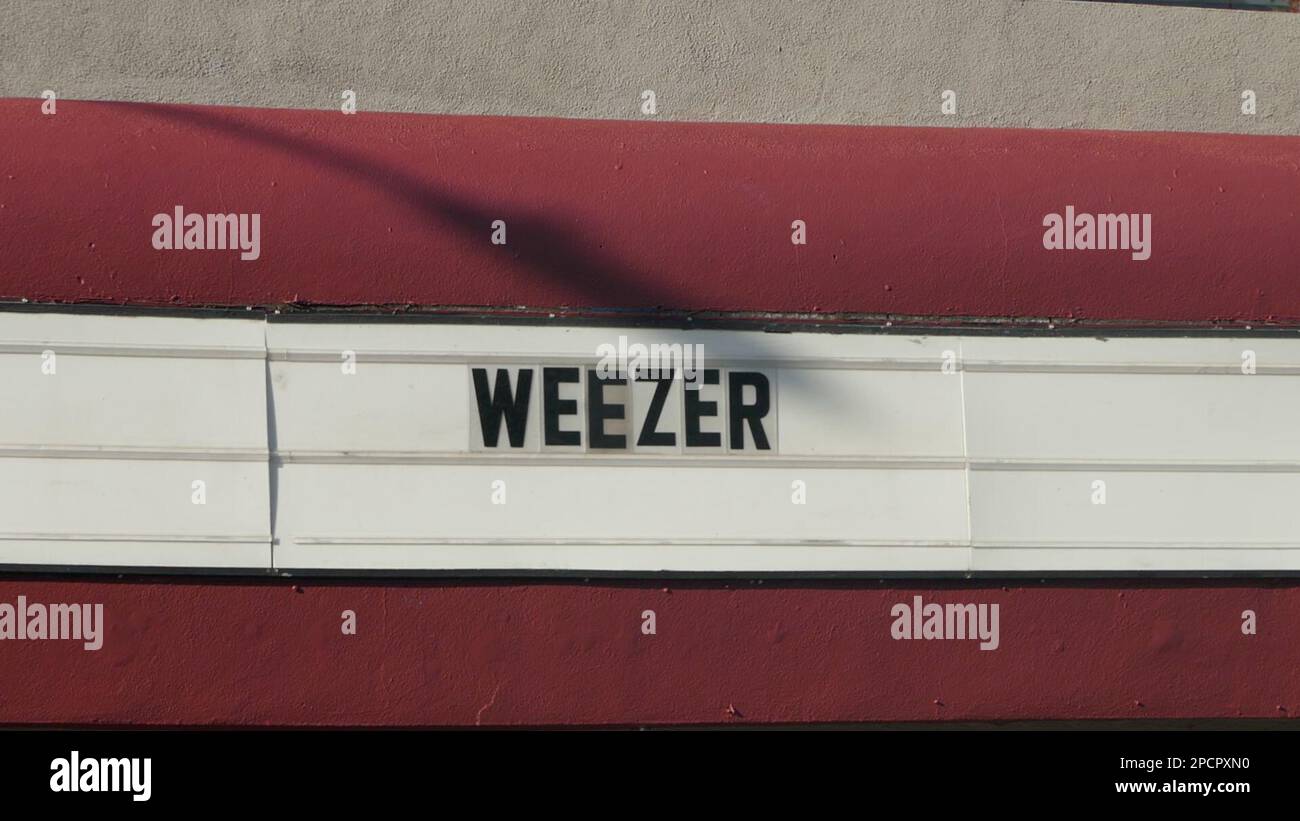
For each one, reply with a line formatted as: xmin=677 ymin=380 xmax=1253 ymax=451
xmin=3 ymin=312 xmax=1298 ymax=574
xmin=468 ymin=366 xmax=775 ymax=453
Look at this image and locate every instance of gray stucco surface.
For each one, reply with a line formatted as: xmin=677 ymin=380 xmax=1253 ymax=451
xmin=1 ymin=0 xmax=1298 ymax=133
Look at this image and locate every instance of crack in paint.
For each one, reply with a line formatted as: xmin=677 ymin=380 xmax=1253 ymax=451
xmin=475 ymin=683 xmax=502 ymax=727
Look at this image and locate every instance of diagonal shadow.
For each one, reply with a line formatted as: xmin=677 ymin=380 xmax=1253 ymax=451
xmin=100 ymin=101 xmax=869 ymax=418
xmin=113 ymin=101 xmax=682 ymax=309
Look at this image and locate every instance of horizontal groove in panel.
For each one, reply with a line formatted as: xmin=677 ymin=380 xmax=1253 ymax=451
xmin=13 ymin=453 xmax=1285 ymax=472
xmin=291 ymin=536 xmax=971 ymax=547
xmin=270 ymin=350 xmax=942 ymax=369
xmin=294 ymin=538 xmax=1300 ymax=550
xmin=0 ymin=532 xmax=270 ymax=544
xmin=275 ymin=453 xmax=1300 ymax=471
xmin=267 ymin=350 xmax=1300 ymax=374
xmin=969 ymin=460 xmax=1300 ymax=472
xmin=971 ymin=539 xmax=1300 ymax=549
xmin=275 ymin=451 xmax=964 ymax=468
xmin=963 ymin=362 xmax=1300 ymax=375
xmin=0 ymin=445 xmax=268 ymax=462
xmin=0 ymin=342 xmax=265 ymax=360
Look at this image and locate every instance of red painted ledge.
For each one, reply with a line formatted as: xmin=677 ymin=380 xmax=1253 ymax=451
xmin=3 ymin=99 xmax=1300 ymax=325
xmin=0 ymin=578 xmax=1293 ymax=726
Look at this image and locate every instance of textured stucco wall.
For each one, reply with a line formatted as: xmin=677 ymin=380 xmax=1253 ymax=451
xmin=2 ymin=0 xmax=1298 ymax=134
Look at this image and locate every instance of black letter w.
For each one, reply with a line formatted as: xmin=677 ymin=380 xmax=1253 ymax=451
xmin=472 ymin=368 xmax=533 ymax=447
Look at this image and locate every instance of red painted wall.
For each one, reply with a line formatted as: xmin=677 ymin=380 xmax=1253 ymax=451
xmin=3 ymin=99 xmax=1300 ymax=324
xmin=0 ymin=579 xmax=1290 ymax=726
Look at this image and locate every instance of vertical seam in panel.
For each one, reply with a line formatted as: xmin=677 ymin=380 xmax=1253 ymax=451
xmin=957 ymin=340 xmax=974 ymax=574
xmin=263 ymin=318 xmax=278 ymax=571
